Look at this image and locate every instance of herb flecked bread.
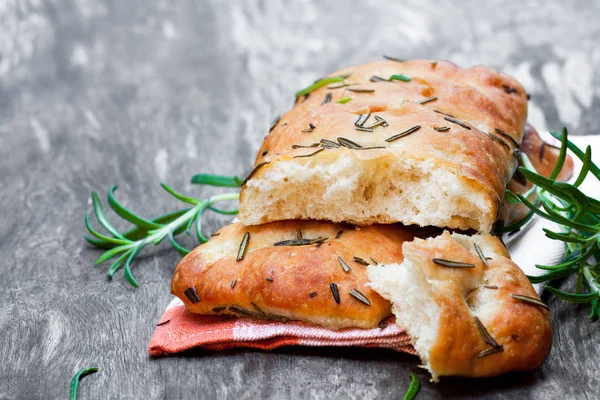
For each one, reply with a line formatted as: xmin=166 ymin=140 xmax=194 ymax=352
xmin=171 ymin=59 xmax=555 ymax=380
xmin=171 ymin=220 xmax=413 ymax=330
xmin=171 ymin=222 xmax=552 ymax=379
xmin=368 ymin=231 xmax=552 ymax=381
xmin=238 ymin=60 xmax=528 ymax=232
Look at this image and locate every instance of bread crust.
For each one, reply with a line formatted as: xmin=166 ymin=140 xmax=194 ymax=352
xmin=239 ymin=60 xmax=528 ymax=232
xmin=171 ymin=221 xmax=414 ymax=330
xmin=368 ymin=232 xmax=552 ymax=380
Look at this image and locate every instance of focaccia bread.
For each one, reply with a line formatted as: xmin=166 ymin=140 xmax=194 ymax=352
xmin=368 ymin=231 xmax=552 ymax=381
xmin=239 ymin=60 xmax=528 ymax=232
xmin=171 ymin=220 xmax=413 ymax=330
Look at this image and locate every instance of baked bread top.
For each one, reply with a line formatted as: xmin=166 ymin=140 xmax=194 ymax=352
xmin=368 ymin=231 xmax=552 ymax=380
xmin=171 ymin=220 xmax=413 ymax=330
xmin=274 ymin=59 xmax=527 ymax=158
xmin=239 ymin=60 xmax=528 ymax=232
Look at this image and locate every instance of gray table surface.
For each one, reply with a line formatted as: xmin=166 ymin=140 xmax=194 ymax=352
xmin=2 ymin=0 xmax=600 ymax=399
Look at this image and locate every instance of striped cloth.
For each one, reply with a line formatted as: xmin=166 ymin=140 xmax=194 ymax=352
xmin=148 ymin=297 xmax=416 ymax=356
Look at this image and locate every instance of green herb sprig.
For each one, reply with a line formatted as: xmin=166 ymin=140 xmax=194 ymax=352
xmin=502 ymin=128 xmax=600 ymax=318
xmin=70 ymin=367 xmax=98 ymax=400
xmin=85 ymin=176 xmax=240 ymax=287
xmin=295 ymin=73 xmax=352 ymax=98
xmin=403 ymin=373 xmax=421 ymax=400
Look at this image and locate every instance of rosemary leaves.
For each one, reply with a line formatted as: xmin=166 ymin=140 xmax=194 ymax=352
xmin=295 ymin=75 xmax=351 ymax=98
xmin=474 ymin=316 xmax=501 ymax=348
xmin=236 ymin=232 xmax=250 ymax=261
xmin=474 ymin=316 xmax=504 ymax=359
xmin=70 ymin=367 xmax=99 ymax=400
xmin=511 ymin=294 xmax=550 ymax=311
xmin=494 ymin=128 xmax=520 ymax=148
xmin=184 ymin=286 xmax=201 ymax=304
xmin=432 ymin=258 xmax=476 ymax=268
xmin=337 ymin=256 xmax=352 ymax=273
xmin=320 ymin=139 xmax=340 ymax=149
xmin=85 ymin=184 xmax=240 ymax=287
xmin=347 ymin=88 xmax=375 ymax=93
xmin=403 ymin=373 xmax=421 ymax=400
xmin=417 ymin=96 xmax=438 ymax=105
xmin=274 ymin=237 xmax=328 ymax=246
xmin=330 ymin=283 xmax=341 ymax=304
xmin=385 ymin=125 xmax=421 ymax=142
xmin=349 ymin=288 xmax=371 ymax=306
xmin=389 ymin=74 xmax=411 ymax=82
xmin=293 ymin=148 xmax=325 ymax=159
xmin=241 ymin=161 xmax=270 ymax=186
xmin=473 ymin=243 xmax=489 ymax=268
xmin=353 ymin=257 xmax=370 ymax=266
xmin=355 ymin=113 xmax=371 ymax=127
xmin=383 ymin=55 xmax=404 ymax=62
xmin=269 ymin=116 xmax=281 ymax=132
xmin=444 ymin=116 xmax=471 ymax=130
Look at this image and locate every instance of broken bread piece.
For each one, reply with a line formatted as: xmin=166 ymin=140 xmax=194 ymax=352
xmin=239 ymin=60 xmax=528 ymax=232
xmin=172 ymin=220 xmax=414 ymax=330
xmin=367 ymin=231 xmax=551 ymax=381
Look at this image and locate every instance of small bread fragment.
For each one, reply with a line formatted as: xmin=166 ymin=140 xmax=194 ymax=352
xmin=367 ymin=231 xmax=551 ymax=381
xmin=172 ymin=221 xmax=413 ymax=330
xmin=239 ymin=60 xmax=528 ymax=232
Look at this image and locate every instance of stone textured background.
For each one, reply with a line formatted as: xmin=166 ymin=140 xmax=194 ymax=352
xmin=1 ymin=0 xmax=599 ymax=398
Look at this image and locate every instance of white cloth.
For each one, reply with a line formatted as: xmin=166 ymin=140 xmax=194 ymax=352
xmin=505 ymin=133 xmax=600 ymax=293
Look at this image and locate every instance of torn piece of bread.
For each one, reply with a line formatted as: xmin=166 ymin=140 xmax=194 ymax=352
xmin=239 ymin=60 xmax=528 ymax=232
xmin=367 ymin=231 xmax=551 ymax=381
xmin=171 ymin=221 xmax=413 ymax=330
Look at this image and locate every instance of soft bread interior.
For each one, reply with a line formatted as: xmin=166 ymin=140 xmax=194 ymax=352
xmin=367 ymin=231 xmax=551 ymax=381
xmin=367 ymin=257 xmax=441 ymax=374
xmin=240 ymin=154 xmax=493 ymax=232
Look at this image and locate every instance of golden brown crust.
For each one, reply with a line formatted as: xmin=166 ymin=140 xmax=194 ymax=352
xmin=171 ymin=221 xmax=414 ymax=330
xmin=262 ymin=59 xmax=528 ymax=164
xmin=405 ymin=232 xmax=551 ymax=378
xmin=240 ymin=60 xmax=528 ymax=231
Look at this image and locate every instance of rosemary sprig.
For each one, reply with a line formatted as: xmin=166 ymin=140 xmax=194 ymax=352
xmin=85 ymin=182 xmax=239 ymax=287
xmin=70 ymin=367 xmax=98 ymax=400
xmin=295 ymin=73 xmax=352 ymax=98
xmin=337 ymin=97 xmax=353 ymax=104
xmin=501 ymin=127 xmax=600 ymax=319
xmin=403 ymin=373 xmax=421 ymax=400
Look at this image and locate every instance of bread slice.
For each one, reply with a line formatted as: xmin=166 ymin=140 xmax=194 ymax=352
xmin=171 ymin=220 xmax=414 ymax=330
xmin=239 ymin=60 xmax=528 ymax=232
xmin=367 ymin=231 xmax=552 ymax=381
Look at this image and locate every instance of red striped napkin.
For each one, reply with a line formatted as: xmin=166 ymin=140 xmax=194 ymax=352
xmin=148 ymin=297 xmax=416 ymax=356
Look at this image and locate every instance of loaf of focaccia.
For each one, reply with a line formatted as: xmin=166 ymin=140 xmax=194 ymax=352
xmin=238 ymin=60 xmax=528 ymax=232
xmin=171 ymin=220 xmax=413 ymax=330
